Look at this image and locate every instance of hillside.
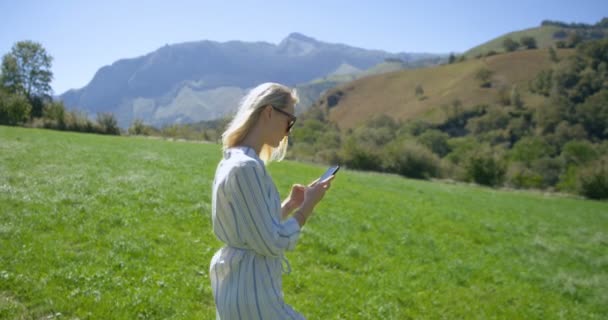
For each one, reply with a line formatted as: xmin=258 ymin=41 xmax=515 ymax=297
xmin=1 ymin=126 xmax=607 ymax=318
xmin=466 ymin=21 xmax=608 ymax=57
xmin=466 ymin=25 xmax=564 ymax=57
xmin=317 ymin=48 xmax=574 ymax=129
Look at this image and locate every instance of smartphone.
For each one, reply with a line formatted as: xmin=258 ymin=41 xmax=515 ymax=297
xmin=319 ymin=165 xmax=340 ymax=182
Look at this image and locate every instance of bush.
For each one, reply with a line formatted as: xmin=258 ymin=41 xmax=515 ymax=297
xmin=560 ymin=140 xmax=598 ymax=166
xmin=475 ymin=68 xmax=494 ymax=88
xmin=96 ymin=113 xmax=120 ymax=135
xmin=509 ymin=136 xmax=556 ymax=165
xmin=64 ymin=110 xmax=98 ymax=133
xmin=507 ymin=162 xmax=544 ymax=189
xmin=531 ymin=157 xmax=563 ymax=187
xmin=382 ymin=141 xmax=442 ymax=179
xmin=42 ymin=101 xmax=67 ymax=129
xmin=340 ymin=136 xmax=382 ymax=171
xmin=520 ymin=36 xmax=537 ymax=49
xmin=465 ymin=151 xmax=506 ymax=187
xmin=577 ymin=157 xmax=608 ymax=199
xmin=128 ymin=119 xmax=154 ymax=136
xmin=417 ymin=129 xmax=451 ymax=157
xmin=466 ymin=106 xmax=509 ymax=134
xmin=503 ymin=38 xmax=520 ymax=52
xmin=0 ymin=91 xmax=31 ymax=125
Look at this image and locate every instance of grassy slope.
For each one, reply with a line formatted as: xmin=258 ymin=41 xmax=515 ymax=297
xmin=1 ymin=126 xmax=607 ymax=319
xmin=466 ymin=25 xmax=608 ymax=58
xmin=465 ymin=26 xmax=563 ymax=57
xmin=325 ymin=49 xmax=573 ymax=129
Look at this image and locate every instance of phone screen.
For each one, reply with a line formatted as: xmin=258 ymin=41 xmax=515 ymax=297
xmin=320 ymin=165 xmax=340 ymax=182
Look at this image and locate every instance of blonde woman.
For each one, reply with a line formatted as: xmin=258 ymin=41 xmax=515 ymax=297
xmin=210 ymin=83 xmax=333 ymax=319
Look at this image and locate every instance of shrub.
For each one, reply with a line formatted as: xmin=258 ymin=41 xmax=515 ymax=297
xmin=96 ymin=113 xmax=120 ymax=135
xmin=466 ymin=106 xmax=509 ymax=134
xmin=520 ymin=36 xmax=537 ymax=49
xmin=42 ymin=101 xmax=67 ymax=129
xmin=503 ymin=38 xmax=520 ymax=52
xmin=417 ymin=129 xmax=451 ymax=157
xmin=128 ymin=119 xmax=154 ymax=136
xmin=0 ymin=91 xmax=31 ymax=125
xmin=340 ymin=136 xmax=382 ymax=171
xmin=560 ymin=140 xmax=598 ymax=166
xmin=507 ymin=162 xmax=544 ymax=189
xmin=475 ymin=68 xmax=494 ymax=88
xmin=465 ymin=151 xmax=506 ymax=187
xmin=531 ymin=157 xmax=563 ymax=187
xmin=577 ymin=157 xmax=608 ymax=199
xmin=509 ymin=136 xmax=556 ymax=165
xmin=382 ymin=141 xmax=442 ymax=179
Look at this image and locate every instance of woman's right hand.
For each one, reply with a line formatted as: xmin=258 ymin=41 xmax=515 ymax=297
xmin=304 ymin=176 xmax=334 ymax=207
xmin=293 ymin=176 xmax=334 ymax=227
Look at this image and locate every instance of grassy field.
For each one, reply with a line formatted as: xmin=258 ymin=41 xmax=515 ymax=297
xmin=1 ymin=126 xmax=607 ymax=319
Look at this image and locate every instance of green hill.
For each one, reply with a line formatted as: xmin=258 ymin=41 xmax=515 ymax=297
xmin=466 ymin=25 xmax=564 ymax=57
xmin=317 ymin=49 xmax=573 ymax=129
xmin=466 ymin=21 xmax=608 ymax=58
xmin=1 ymin=126 xmax=606 ymax=318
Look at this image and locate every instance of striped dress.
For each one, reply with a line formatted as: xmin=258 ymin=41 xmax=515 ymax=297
xmin=210 ymin=146 xmax=304 ymax=319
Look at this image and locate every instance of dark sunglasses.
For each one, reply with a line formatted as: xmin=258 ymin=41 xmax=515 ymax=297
xmin=271 ymin=105 xmax=297 ymax=133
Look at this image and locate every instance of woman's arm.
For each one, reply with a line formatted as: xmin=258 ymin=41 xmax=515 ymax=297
xmin=281 ymin=199 xmax=296 ymax=219
xmin=227 ymin=163 xmax=301 ymax=256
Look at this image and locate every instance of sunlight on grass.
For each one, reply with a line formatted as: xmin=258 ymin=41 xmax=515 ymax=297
xmin=1 ymin=126 xmax=607 ymax=319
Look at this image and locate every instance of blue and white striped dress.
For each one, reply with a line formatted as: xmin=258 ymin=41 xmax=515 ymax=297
xmin=210 ymin=146 xmax=304 ymax=319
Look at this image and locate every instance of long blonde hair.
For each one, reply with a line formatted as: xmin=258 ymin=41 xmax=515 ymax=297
xmin=222 ymin=83 xmax=298 ymax=163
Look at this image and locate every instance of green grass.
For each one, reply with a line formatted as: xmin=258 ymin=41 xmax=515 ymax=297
xmin=1 ymin=126 xmax=607 ymax=319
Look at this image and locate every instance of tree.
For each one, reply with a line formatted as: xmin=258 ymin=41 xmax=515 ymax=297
xmin=448 ymin=53 xmax=456 ymax=64
xmin=503 ymin=38 xmax=520 ymax=52
xmin=520 ymin=36 xmax=537 ymax=49
xmin=1 ymin=41 xmax=53 ymax=103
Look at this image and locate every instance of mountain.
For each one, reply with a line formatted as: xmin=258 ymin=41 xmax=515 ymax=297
xmin=60 ymin=33 xmax=443 ymax=127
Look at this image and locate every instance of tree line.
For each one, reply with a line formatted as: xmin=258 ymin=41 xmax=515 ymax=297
xmin=0 ymin=41 xmax=120 ymax=134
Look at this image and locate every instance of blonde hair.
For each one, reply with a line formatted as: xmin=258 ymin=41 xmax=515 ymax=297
xmin=222 ymin=83 xmax=298 ymax=163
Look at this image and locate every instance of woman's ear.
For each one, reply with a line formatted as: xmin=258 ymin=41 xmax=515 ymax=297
xmin=263 ymin=105 xmax=273 ymax=120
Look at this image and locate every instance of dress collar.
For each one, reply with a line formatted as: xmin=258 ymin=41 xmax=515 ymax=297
xmin=224 ymin=146 xmax=263 ymax=165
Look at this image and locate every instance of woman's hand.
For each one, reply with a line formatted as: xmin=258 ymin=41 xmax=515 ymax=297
xmin=293 ymin=176 xmax=334 ymax=226
xmin=282 ymin=184 xmax=306 ymax=215
xmin=304 ymin=176 xmax=334 ymax=207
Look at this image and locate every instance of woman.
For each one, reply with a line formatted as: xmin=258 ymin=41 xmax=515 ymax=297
xmin=210 ymin=83 xmax=333 ymax=319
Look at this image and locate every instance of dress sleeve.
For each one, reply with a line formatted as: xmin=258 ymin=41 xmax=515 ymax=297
xmin=226 ymin=162 xmax=301 ymax=257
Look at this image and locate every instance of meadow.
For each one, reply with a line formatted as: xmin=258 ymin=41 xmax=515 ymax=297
xmin=1 ymin=126 xmax=607 ymax=319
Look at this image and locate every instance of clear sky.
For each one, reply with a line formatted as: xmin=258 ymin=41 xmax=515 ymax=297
xmin=1 ymin=0 xmax=606 ymax=94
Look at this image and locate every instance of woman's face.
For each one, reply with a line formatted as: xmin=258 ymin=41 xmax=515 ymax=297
xmin=267 ymin=104 xmax=296 ymax=147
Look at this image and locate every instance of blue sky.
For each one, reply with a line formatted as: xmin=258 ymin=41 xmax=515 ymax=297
xmin=1 ymin=0 xmax=606 ymax=94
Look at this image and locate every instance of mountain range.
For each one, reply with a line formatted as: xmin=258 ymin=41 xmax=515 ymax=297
xmin=60 ymin=33 xmax=443 ymax=127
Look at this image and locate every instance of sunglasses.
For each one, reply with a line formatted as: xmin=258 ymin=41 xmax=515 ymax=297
xmin=271 ymin=105 xmax=297 ymax=133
